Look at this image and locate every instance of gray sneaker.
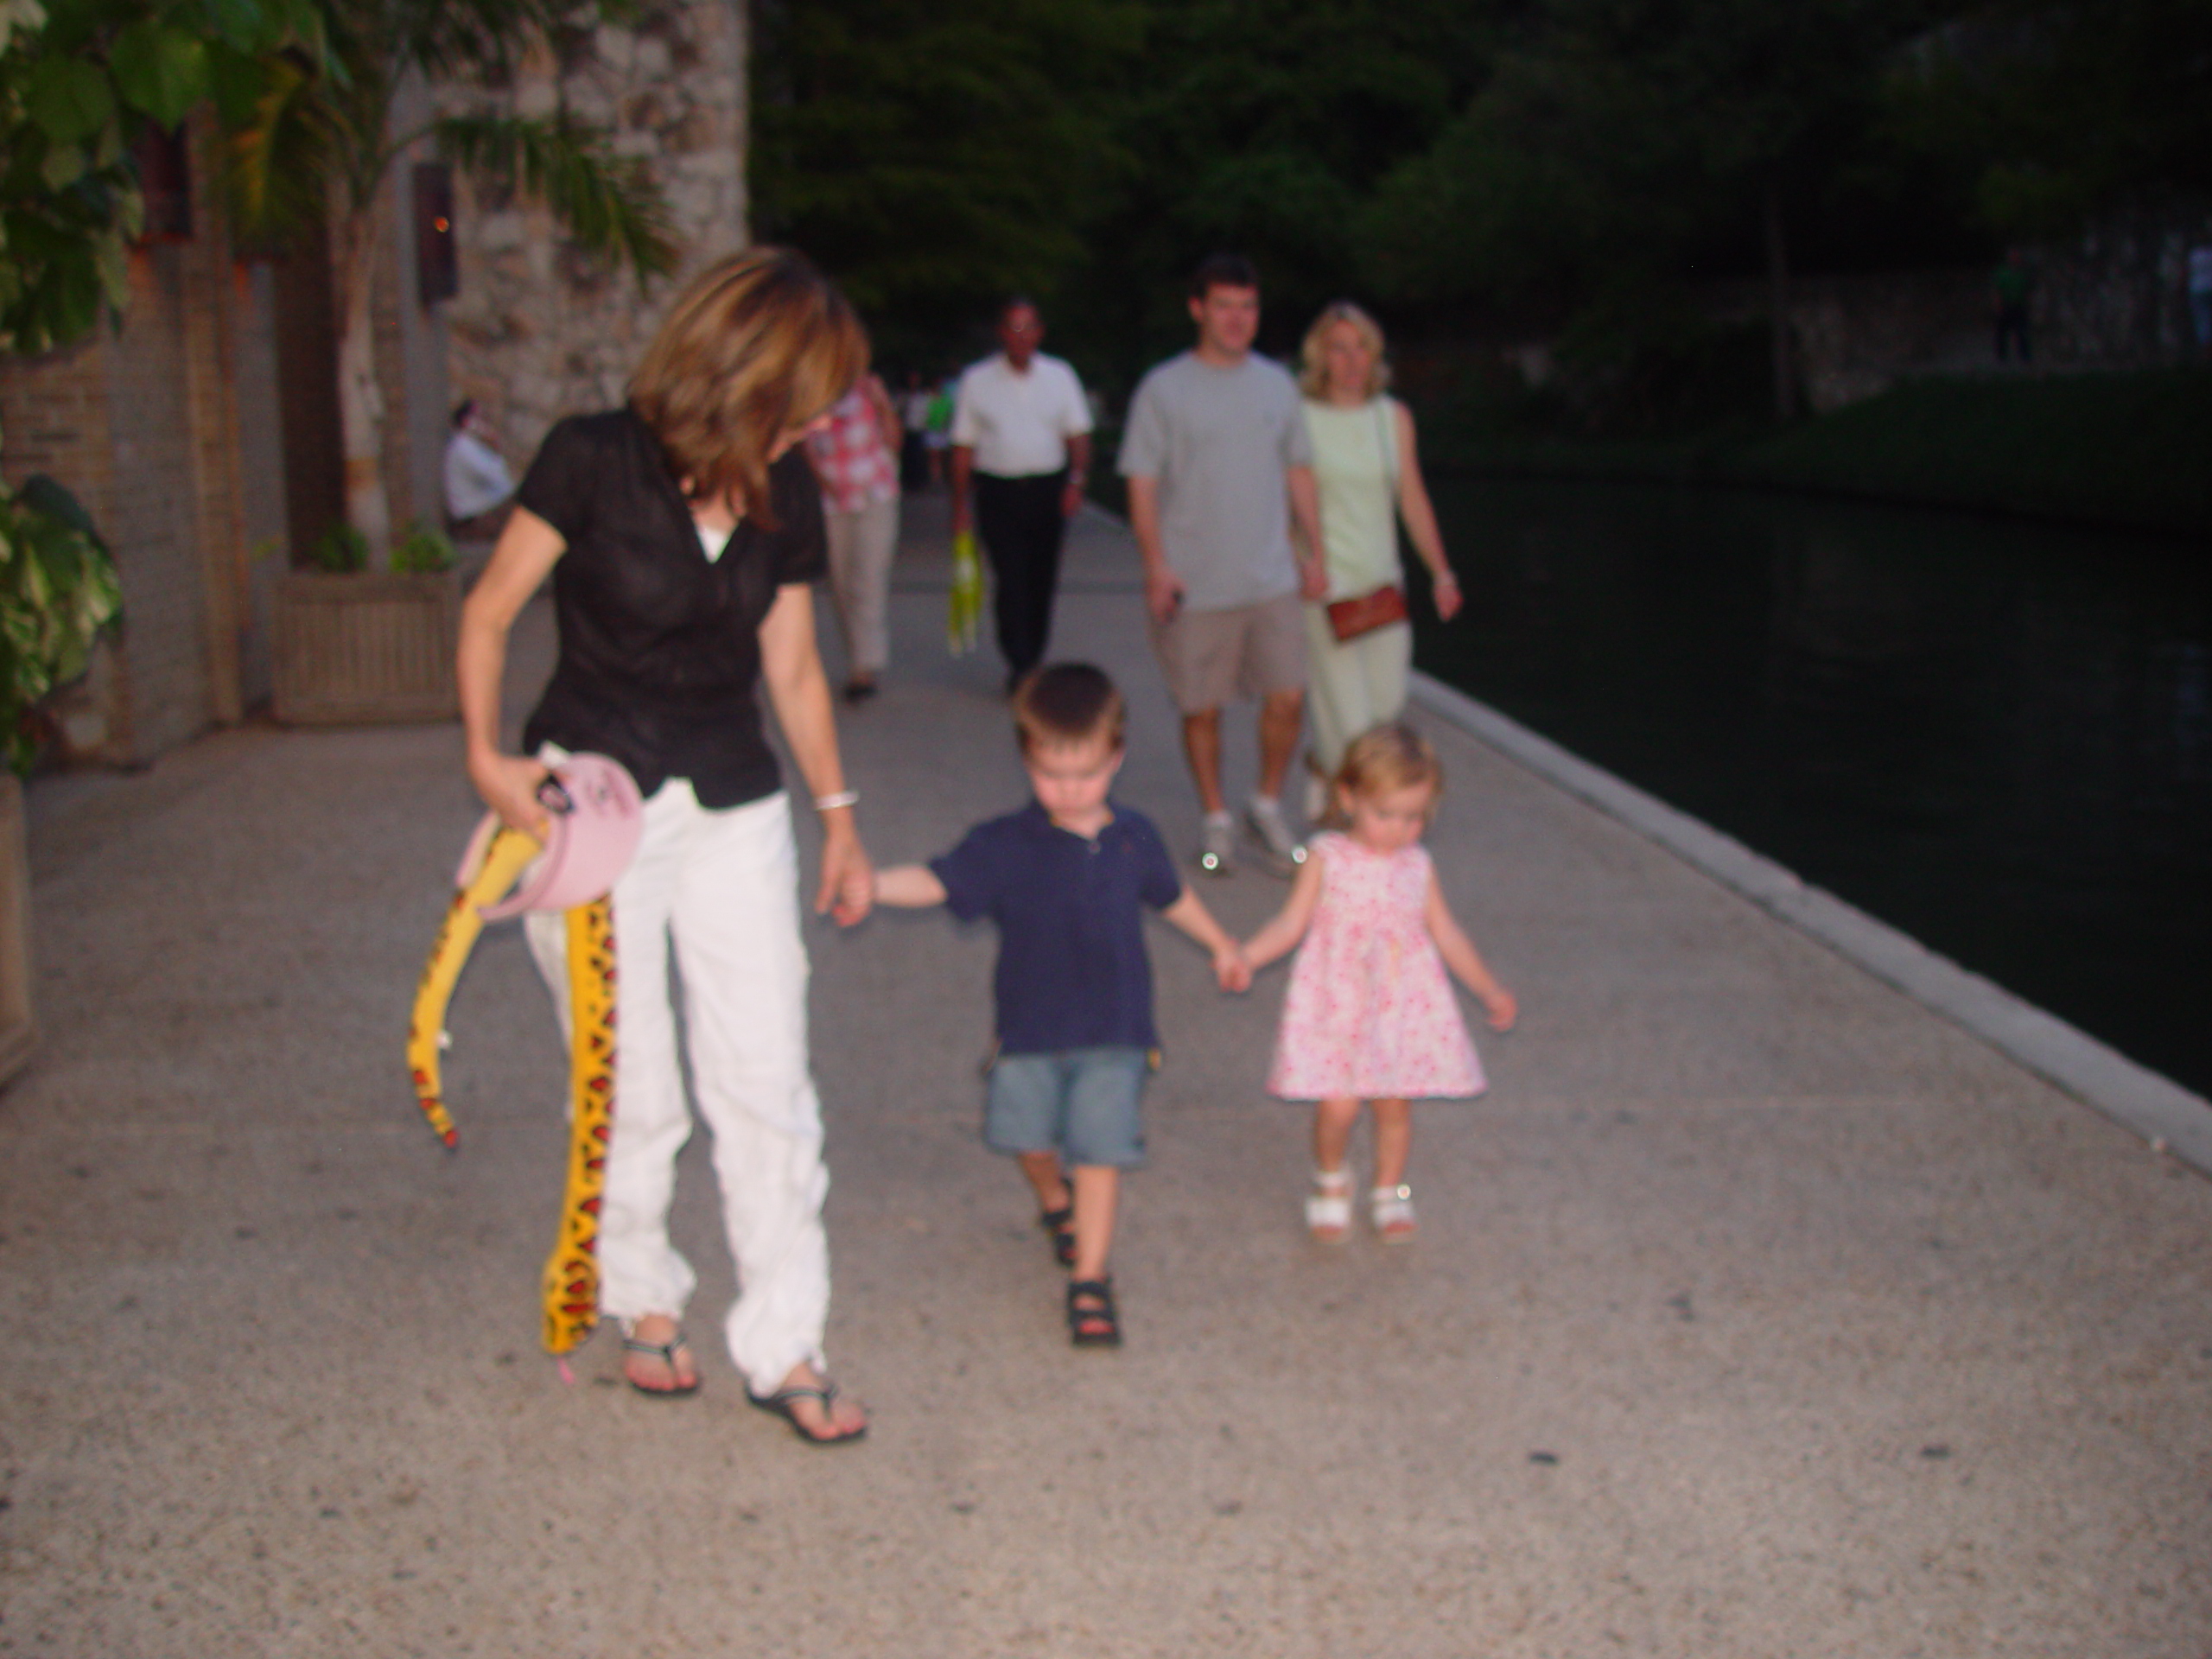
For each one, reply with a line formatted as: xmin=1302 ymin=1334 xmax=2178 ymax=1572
xmin=1198 ymin=812 xmax=1236 ymax=875
xmin=1244 ymin=796 xmax=1306 ymax=875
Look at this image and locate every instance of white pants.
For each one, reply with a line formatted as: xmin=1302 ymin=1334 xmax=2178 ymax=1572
xmin=823 ymin=495 xmax=899 ymax=676
xmin=526 ymin=784 xmax=830 ymax=1391
xmin=1301 ymin=607 xmax=1413 ymax=778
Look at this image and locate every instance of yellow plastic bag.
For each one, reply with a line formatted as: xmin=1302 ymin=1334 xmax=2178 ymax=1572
xmin=948 ymin=529 xmax=983 ymax=654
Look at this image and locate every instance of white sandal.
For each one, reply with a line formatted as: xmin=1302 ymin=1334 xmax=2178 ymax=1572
xmin=1305 ymin=1168 xmax=1352 ymax=1243
xmin=1370 ymin=1183 xmax=1416 ymax=1244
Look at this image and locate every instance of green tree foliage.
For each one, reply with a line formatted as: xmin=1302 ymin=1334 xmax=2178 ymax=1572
xmin=749 ymin=0 xmax=1147 ymax=365
xmin=3 ymin=0 xmax=325 ymax=352
xmin=2 ymin=0 xmax=326 ymax=766
xmin=750 ymin=0 xmax=1509 ymax=378
xmin=1359 ymin=0 xmax=1942 ymax=418
xmin=751 ymin=0 xmax=2210 ymax=416
xmin=0 ymin=474 xmax=121 ymax=768
xmin=223 ymin=0 xmax=677 ymax=268
xmin=1880 ymin=1 xmax=2212 ymax=236
xmin=1070 ymin=0 xmax=1512 ymax=379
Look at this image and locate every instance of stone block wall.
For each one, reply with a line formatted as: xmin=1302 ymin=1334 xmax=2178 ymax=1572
xmin=2031 ymin=209 xmax=2212 ymax=368
xmin=442 ymin=0 xmax=749 ymax=465
xmin=0 ymin=111 xmax=264 ymax=764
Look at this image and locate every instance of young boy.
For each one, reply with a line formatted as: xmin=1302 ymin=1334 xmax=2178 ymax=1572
xmin=874 ymin=663 xmax=1248 ymax=1346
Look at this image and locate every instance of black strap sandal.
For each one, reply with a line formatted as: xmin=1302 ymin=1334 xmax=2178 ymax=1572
xmin=1039 ymin=1203 xmax=1077 ymax=1268
xmin=620 ymin=1330 xmax=702 ymax=1397
xmin=1065 ymin=1277 xmax=1122 ymax=1348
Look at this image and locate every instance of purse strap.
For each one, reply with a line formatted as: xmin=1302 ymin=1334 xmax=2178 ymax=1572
xmin=1373 ymin=397 xmax=1399 ymax=486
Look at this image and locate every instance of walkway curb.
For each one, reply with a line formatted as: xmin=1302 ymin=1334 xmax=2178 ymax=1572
xmin=1409 ymin=671 xmax=2212 ymax=1177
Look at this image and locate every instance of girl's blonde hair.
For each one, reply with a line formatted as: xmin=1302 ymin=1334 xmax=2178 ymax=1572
xmin=1327 ymin=721 xmax=1442 ymax=825
xmin=1298 ymin=300 xmax=1392 ymax=400
xmin=629 ymin=246 xmax=869 ymax=529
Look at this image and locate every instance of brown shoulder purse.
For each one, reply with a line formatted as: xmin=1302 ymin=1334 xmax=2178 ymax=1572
xmin=1321 ymin=399 xmax=1408 ymax=644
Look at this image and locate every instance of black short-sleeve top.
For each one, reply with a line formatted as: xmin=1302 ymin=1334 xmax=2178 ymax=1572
xmin=515 ymin=409 xmax=828 ymax=807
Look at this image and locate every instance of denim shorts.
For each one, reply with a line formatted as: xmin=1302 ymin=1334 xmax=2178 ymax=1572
xmin=985 ymin=1046 xmax=1148 ymax=1169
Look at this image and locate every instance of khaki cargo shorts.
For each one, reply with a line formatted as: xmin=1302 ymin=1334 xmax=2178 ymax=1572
xmin=1147 ymin=589 xmax=1308 ymax=715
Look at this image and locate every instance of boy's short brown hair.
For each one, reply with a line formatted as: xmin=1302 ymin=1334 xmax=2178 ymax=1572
xmin=1011 ymin=663 xmax=1126 ymax=753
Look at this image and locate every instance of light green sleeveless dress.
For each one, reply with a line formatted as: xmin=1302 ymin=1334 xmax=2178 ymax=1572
xmin=1300 ymin=397 xmax=1413 ymax=778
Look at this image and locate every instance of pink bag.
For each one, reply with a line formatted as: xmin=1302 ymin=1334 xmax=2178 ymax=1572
xmin=454 ymin=753 xmax=645 ymax=920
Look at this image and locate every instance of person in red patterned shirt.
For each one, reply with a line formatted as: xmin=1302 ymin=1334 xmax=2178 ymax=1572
xmin=804 ymin=372 xmax=903 ymax=701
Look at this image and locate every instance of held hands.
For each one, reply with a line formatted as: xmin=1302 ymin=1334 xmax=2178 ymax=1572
xmin=1212 ymin=945 xmax=1252 ymax=994
xmin=469 ymin=750 xmax=553 ymax=839
xmin=1299 ymin=558 xmax=1330 ymax=602
xmin=1060 ymin=477 xmax=1086 ymax=520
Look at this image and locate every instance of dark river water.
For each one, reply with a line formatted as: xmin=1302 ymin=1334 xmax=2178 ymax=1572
xmin=1414 ymin=475 xmax=2212 ymax=1097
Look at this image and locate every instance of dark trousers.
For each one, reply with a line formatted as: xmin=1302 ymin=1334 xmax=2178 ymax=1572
xmin=975 ymin=469 xmax=1071 ymax=682
xmin=1995 ymin=303 xmax=2031 ymax=364
xmin=899 ymin=431 xmax=930 ymax=493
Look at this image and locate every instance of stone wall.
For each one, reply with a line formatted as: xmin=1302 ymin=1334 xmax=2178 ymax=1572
xmin=1700 ymin=207 xmax=2212 ymax=413
xmin=2030 ymin=208 xmax=2212 ymax=368
xmin=0 ymin=110 xmax=270 ymax=763
xmin=442 ymin=0 xmax=749 ymax=464
xmin=1704 ymin=270 xmax=1994 ymax=413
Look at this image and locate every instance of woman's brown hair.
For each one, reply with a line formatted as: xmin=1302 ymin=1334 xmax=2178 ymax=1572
xmin=629 ymin=246 xmax=869 ymax=528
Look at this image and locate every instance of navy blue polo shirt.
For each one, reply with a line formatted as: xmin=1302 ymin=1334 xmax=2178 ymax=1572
xmin=930 ymin=800 xmax=1185 ymax=1055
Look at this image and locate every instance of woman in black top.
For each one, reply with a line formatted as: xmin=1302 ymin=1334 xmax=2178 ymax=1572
xmin=457 ymin=249 xmax=872 ymax=1442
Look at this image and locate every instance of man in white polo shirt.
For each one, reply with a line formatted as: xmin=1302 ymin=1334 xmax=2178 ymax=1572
xmin=950 ymin=298 xmax=1095 ymax=690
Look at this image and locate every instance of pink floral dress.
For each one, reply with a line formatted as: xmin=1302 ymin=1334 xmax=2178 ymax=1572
xmin=1267 ymin=833 xmax=1486 ymax=1102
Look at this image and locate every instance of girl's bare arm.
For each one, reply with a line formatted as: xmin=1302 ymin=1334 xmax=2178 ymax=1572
xmin=1424 ymin=868 xmax=1517 ymax=1030
xmin=1241 ymin=852 xmax=1325 ymax=972
xmin=874 ymin=865 xmax=948 ymax=907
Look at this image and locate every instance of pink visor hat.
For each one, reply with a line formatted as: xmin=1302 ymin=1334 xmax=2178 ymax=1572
xmin=457 ymin=753 xmax=645 ymax=920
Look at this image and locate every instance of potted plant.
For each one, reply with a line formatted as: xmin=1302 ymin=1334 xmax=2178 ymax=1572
xmin=271 ymin=518 xmax=463 ymax=724
xmin=0 ymin=475 xmax=124 ymax=1083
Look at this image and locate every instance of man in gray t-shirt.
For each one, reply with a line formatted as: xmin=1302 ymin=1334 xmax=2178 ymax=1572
xmin=1120 ymin=255 xmax=1326 ymax=874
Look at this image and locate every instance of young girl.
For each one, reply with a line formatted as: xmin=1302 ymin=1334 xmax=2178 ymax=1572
xmin=1240 ymin=723 xmax=1517 ymax=1243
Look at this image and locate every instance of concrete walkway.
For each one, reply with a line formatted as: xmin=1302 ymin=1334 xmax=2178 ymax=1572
xmin=5 ymin=493 xmax=2209 ymax=1657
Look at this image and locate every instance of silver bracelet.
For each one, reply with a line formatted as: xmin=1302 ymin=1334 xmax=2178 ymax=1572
xmin=812 ymin=789 xmax=859 ymax=812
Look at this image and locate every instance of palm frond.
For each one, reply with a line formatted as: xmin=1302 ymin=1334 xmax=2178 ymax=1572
xmin=221 ymin=52 xmax=355 ymax=251
xmin=435 ymin=111 xmax=677 ymax=280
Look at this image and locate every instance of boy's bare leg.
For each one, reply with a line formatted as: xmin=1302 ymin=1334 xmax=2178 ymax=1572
xmin=1256 ymin=687 xmax=1305 ymax=800
xmin=1016 ymin=1149 xmax=1071 ymax=1216
xmin=1312 ymin=1096 xmax=1362 ymax=1174
xmin=1180 ymin=709 xmax=1225 ymax=815
xmin=1069 ymin=1165 xmax=1120 ymax=1281
xmin=1370 ymin=1098 xmax=1412 ymax=1189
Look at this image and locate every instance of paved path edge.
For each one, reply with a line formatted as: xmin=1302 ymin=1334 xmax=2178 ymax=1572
xmin=1408 ymin=671 xmax=2212 ymax=1176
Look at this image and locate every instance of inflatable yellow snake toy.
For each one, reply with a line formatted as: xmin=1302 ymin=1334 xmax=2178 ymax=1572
xmin=405 ymin=826 xmax=616 ymax=1356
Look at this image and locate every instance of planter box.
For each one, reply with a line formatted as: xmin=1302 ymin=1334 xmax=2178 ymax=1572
xmin=0 ymin=773 xmax=35 ymax=1087
xmin=272 ymin=571 xmax=460 ymax=725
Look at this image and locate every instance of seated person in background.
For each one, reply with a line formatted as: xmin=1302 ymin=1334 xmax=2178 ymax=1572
xmin=445 ymin=400 xmax=518 ymax=540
